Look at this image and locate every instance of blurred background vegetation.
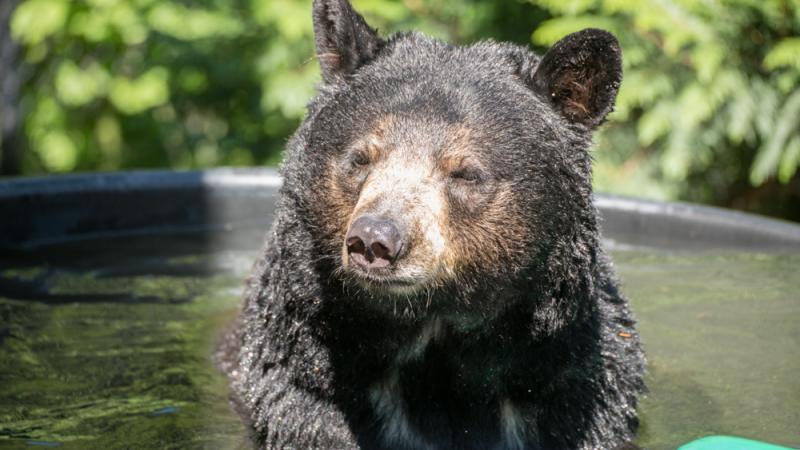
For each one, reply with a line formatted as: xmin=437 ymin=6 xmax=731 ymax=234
xmin=0 ymin=0 xmax=798 ymax=220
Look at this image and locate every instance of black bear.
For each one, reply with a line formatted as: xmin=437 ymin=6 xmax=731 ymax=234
xmin=217 ymin=0 xmax=645 ymax=448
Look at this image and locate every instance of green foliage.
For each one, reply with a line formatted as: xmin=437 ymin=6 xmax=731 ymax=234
xmin=11 ymin=0 xmax=69 ymax=46
xmin=6 ymin=0 xmax=800 ymax=217
xmin=13 ymin=0 xmax=290 ymax=172
xmin=8 ymin=0 xmax=542 ymax=174
xmin=531 ymin=0 xmax=800 ymax=204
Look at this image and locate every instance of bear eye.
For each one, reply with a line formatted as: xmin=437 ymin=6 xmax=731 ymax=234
xmin=450 ymin=167 xmax=484 ymax=184
xmin=352 ymin=151 xmax=371 ymax=167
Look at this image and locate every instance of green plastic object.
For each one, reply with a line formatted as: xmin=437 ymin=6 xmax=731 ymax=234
xmin=679 ymin=436 xmax=795 ymax=450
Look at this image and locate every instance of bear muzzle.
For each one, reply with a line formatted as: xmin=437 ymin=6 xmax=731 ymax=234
xmin=345 ymin=215 xmax=406 ymax=270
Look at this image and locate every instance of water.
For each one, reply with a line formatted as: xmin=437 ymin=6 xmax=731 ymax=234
xmin=0 ymin=235 xmax=250 ymax=450
xmin=615 ymin=250 xmax=800 ymax=449
xmin=0 ymin=235 xmax=798 ymax=449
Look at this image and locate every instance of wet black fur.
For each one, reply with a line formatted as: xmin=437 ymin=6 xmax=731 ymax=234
xmin=218 ymin=0 xmax=645 ymax=448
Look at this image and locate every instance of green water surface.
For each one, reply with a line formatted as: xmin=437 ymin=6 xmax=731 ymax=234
xmin=0 ymin=237 xmax=798 ymax=449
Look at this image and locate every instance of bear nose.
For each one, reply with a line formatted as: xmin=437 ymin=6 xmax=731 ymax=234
xmin=346 ymin=216 xmax=403 ymax=269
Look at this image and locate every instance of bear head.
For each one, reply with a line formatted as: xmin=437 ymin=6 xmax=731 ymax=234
xmin=284 ymin=0 xmax=622 ymax=318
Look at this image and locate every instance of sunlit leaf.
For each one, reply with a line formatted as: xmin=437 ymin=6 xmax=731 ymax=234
xmin=253 ymin=0 xmax=312 ymax=39
xmin=69 ymin=10 xmax=111 ymax=42
xmin=637 ymin=102 xmax=672 ymax=146
xmin=147 ymin=3 xmax=243 ymax=40
xmin=531 ymin=15 xmax=619 ymax=46
xmin=692 ymin=43 xmax=726 ymax=83
xmin=11 ymin=0 xmax=69 ymax=45
xmin=726 ymin=89 xmax=755 ymax=144
xmin=750 ymin=90 xmax=800 ymax=185
xmin=753 ymin=80 xmax=780 ymax=138
xmin=532 ymin=0 xmax=598 ymax=16
xmin=778 ymin=137 xmax=800 ymax=184
xmin=355 ymin=0 xmax=409 ymax=23
xmin=109 ymin=2 xmax=148 ymax=45
xmin=36 ymin=131 xmax=78 ymax=172
xmin=600 ymin=0 xmax=640 ymax=14
xmin=764 ymin=37 xmax=800 ymax=71
xmin=109 ymin=68 xmax=170 ymax=115
xmin=261 ymin=66 xmax=319 ymax=119
xmin=55 ymin=61 xmax=109 ymax=106
xmin=662 ymin=127 xmax=692 ymax=180
xmin=616 ymin=70 xmax=673 ymax=115
xmin=26 ymin=97 xmax=65 ymax=144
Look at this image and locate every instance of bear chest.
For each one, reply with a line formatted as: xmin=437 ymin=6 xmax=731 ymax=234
xmin=365 ymin=318 xmax=539 ymax=450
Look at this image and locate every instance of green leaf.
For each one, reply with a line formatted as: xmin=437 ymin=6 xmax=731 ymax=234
xmin=261 ymin=66 xmax=319 ymax=119
xmin=677 ymin=71 xmax=738 ymax=129
xmin=55 ymin=61 xmax=110 ymax=107
xmin=616 ymin=70 xmax=673 ymax=114
xmin=778 ymin=136 xmax=800 ymax=184
xmin=531 ymin=16 xmax=619 ymax=46
xmin=692 ymin=43 xmax=726 ymax=83
xmin=662 ymin=127 xmax=692 ymax=180
xmin=109 ymin=67 xmax=170 ymax=115
xmin=26 ymin=97 xmax=66 ymax=143
xmin=36 ymin=131 xmax=79 ymax=172
xmin=11 ymin=0 xmax=70 ymax=45
xmin=726 ymin=89 xmax=755 ymax=144
xmin=147 ymin=3 xmax=243 ymax=41
xmin=69 ymin=11 xmax=111 ymax=42
xmin=601 ymin=0 xmax=640 ymax=14
xmin=750 ymin=90 xmax=800 ymax=185
xmin=108 ymin=2 xmax=149 ymax=45
xmin=253 ymin=0 xmax=312 ymax=39
xmin=637 ymin=102 xmax=673 ymax=146
xmin=753 ymin=80 xmax=780 ymax=138
xmin=532 ymin=0 xmax=598 ymax=16
xmin=764 ymin=37 xmax=800 ymax=71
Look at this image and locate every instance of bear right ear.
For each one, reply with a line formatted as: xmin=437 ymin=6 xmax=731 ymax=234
xmin=531 ymin=29 xmax=622 ymax=129
xmin=313 ymin=0 xmax=385 ymax=83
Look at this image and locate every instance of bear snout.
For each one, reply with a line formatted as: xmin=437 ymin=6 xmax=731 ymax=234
xmin=345 ymin=215 xmax=405 ymax=269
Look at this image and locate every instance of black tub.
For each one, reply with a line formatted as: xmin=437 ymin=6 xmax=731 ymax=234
xmin=1 ymin=168 xmax=799 ymax=252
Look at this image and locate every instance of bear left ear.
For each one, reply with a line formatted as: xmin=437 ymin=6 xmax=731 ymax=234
xmin=313 ymin=0 xmax=385 ymax=83
xmin=532 ymin=28 xmax=622 ymax=129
